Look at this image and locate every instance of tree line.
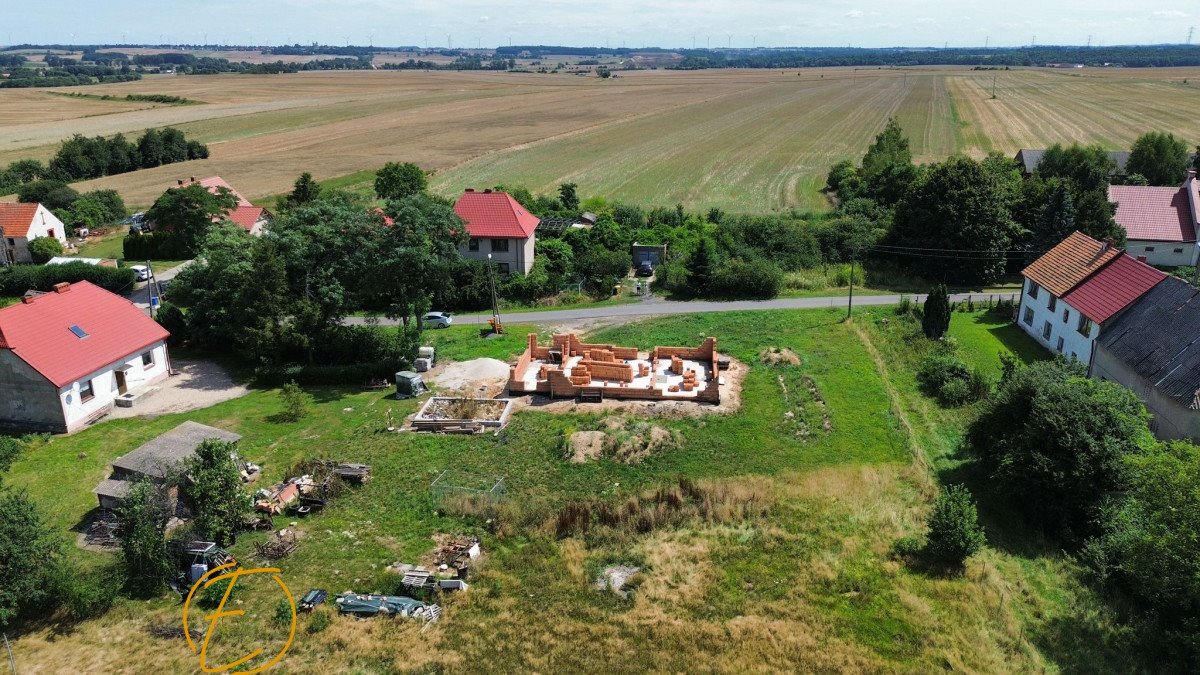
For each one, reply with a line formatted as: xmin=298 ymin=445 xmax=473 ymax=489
xmin=826 ymin=120 xmax=1200 ymax=285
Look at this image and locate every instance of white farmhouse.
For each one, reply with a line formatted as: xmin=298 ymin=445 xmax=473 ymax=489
xmin=1108 ymin=170 xmax=1200 ymax=267
xmin=0 ymin=281 xmax=170 ymax=433
xmin=1018 ymin=231 xmax=1166 ymax=366
xmin=0 ymin=202 xmax=68 ymax=265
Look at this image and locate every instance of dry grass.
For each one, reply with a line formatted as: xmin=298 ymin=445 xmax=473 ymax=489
xmin=4 ymin=67 xmax=1199 ymax=210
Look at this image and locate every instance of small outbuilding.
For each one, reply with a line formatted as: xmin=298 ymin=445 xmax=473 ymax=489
xmin=631 ymin=242 xmax=668 ymax=269
xmin=92 ymin=421 xmax=241 ymax=510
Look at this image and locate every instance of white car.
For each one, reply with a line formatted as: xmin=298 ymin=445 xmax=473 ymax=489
xmin=422 ymin=312 xmax=453 ymax=329
xmin=128 ymin=265 xmax=150 ymax=282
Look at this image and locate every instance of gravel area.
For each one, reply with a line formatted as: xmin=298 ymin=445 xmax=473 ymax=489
xmin=108 ymin=360 xmax=249 ymax=419
xmin=432 ymin=358 xmax=511 ymax=390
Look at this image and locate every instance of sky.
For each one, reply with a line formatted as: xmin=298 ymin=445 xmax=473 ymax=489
xmin=5 ymin=1 xmax=1196 ymax=49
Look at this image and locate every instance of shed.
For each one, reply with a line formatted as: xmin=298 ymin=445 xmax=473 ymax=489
xmin=631 ymin=242 xmax=668 ymax=267
xmin=110 ymin=421 xmax=242 ymax=481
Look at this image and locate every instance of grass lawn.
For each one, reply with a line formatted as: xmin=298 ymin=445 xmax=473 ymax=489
xmin=5 ymin=306 xmax=1138 ymax=672
xmin=0 ymin=296 xmax=17 ymax=308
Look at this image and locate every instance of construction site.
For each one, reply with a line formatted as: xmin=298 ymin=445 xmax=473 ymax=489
xmin=507 ymin=333 xmax=722 ymax=403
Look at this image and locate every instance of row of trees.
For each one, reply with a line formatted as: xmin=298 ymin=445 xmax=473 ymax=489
xmin=826 ymin=120 xmax=1200 ymax=285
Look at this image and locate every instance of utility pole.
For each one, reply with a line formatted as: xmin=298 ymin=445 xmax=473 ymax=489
xmin=3 ymin=632 xmax=15 ymax=675
xmin=1188 ymin=27 xmax=1195 ymax=45
xmin=846 ymin=255 xmax=856 ymax=320
xmin=992 ymin=75 xmax=997 ymax=98
xmin=984 ymin=35 xmax=989 ymax=49
xmin=146 ymin=261 xmax=156 ymax=320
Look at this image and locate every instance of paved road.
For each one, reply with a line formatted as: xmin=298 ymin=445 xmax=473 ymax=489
xmin=127 ymin=259 xmax=193 ymax=310
xmin=346 ymin=291 xmax=1019 ymax=327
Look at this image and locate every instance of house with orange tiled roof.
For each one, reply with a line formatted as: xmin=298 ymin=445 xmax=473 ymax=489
xmin=1019 ymin=231 xmax=1167 ymax=365
xmin=1107 ymin=169 xmax=1200 ymax=267
xmin=0 ymin=202 xmax=68 ymax=265
xmin=167 ymin=176 xmax=272 ymax=236
xmin=453 ymin=189 xmax=540 ymax=275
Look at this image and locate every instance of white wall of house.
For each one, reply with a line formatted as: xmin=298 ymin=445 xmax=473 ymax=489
xmin=5 ymin=205 xmax=68 ymax=264
xmin=459 ymin=235 xmax=535 ymax=275
xmin=1017 ymin=277 xmax=1098 ymax=365
xmin=58 ymin=341 xmax=170 ymax=432
xmin=1124 ymin=240 xmax=1199 ymax=267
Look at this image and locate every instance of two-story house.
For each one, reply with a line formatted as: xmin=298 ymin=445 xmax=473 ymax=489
xmin=0 ymin=202 xmax=68 ymax=265
xmin=1019 ymin=231 xmax=1166 ymax=365
xmin=453 ymin=189 xmax=540 ymax=275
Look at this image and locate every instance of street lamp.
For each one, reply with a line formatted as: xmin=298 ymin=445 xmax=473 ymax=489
xmin=486 ymin=253 xmax=501 ymax=334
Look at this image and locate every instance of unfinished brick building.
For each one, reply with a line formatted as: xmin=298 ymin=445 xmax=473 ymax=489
xmin=508 ymin=333 xmax=720 ymax=403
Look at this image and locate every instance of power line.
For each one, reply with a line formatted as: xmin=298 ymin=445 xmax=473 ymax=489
xmin=870 ymin=243 xmax=1049 ymax=254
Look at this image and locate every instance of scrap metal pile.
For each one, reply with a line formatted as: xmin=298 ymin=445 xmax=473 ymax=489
xmin=334 ymin=592 xmax=441 ymax=625
xmin=254 ymin=462 xmax=372 ymax=515
xmin=388 ymin=534 xmax=480 ymax=596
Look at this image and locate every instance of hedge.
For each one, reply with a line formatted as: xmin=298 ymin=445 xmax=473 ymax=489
xmin=123 ymin=232 xmax=187 ymax=260
xmin=0 ymin=263 xmax=135 ymax=297
xmin=252 ymin=359 xmax=402 ymax=387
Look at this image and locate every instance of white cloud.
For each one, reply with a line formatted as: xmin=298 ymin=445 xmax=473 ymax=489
xmin=1152 ymin=10 xmax=1187 ymax=18
xmin=845 ymin=10 xmax=864 ymax=18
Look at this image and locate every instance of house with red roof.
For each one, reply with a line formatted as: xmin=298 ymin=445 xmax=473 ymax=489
xmin=169 ymin=176 xmax=272 ymax=236
xmin=1107 ymin=170 xmax=1200 ymax=267
xmin=0 ymin=281 xmax=170 ymax=433
xmin=0 ymin=202 xmax=68 ymax=265
xmin=453 ymin=189 xmax=540 ymax=275
xmin=1019 ymin=231 xmax=1167 ymax=365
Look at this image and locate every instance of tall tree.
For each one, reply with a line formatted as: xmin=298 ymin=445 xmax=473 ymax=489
xmin=374 ymin=161 xmax=427 ymax=200
xmin=1127 ymin=131 xmax=1190 ymax=186
xmin=689 ymin=237 xmax=719 ymax=296
xmin=117 ymin=481 xmax=173 ymax=597
xmin=861 ymin=118 xmax=912 ymax=182
xmin=1035 ymin=143 xmax=1116 ymax=192
xmin=144 ymin=183 xmax=238 ymax=257
xmin=558 ymin=182 xmax=580 ymax=211
xmin=922 ymin=284 xmax=951 ymax=339
xmin=0 ymin=489 xmax=61 ymax=628
xmin=184 ymin=439 xmax=248 ymax=547
xmin=1033 ymin=183 xmax=1077 ymax=252
xmin=890 ymin=156 xmax=1018 ymax=284
xmin=283 ymin=172 xmax=321 ymax=208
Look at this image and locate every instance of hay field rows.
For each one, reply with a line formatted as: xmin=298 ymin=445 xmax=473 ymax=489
xmin=2 ymin=67 xmax=1200 ymax=210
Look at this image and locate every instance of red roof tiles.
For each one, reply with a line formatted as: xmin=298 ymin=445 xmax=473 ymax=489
xmin=1109 ymin=183 xmax=1196 ymax=242
xmin=453 ymin=191 xmax=540 ymax=239
xmin=195 ymin=176 xmax=252 ymax=206
xmin=0 ymin=203 xmax=41 ymax=238
xmin=1022 ymin=231 xmax=1121 ymax=297
xmin=1063 ymin=253 xmax=1167 ymax=324
xmin=227 ymin=205 xmax=267 ymax=231
xmin=0 ymin=282 xmax=169 ymax=388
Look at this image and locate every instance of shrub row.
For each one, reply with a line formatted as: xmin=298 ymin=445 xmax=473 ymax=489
xmin=122 ymin=232 xmax=187 ymax=260
xmin=252 ymin=359 xmax=402 ymax=387
xmin=0 ymin=263 xmax=135 ymax=296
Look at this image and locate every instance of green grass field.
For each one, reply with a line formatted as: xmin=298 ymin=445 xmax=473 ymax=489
xmin=5 ymin=307 xmax=1137 ymax=672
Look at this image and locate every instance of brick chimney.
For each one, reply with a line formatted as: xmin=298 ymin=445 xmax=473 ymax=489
xmin=1137 ymin=255 xmax=1148 ymax=263
xmin=53 ymin=282 xmax=71 ymax=294
xmin=464 ymin=188 xmax=475 ymax=193
xmin=20 ymin=295 xmax=35 ymax=304
xmin=177 ymin=179 xmax=184 ymax=186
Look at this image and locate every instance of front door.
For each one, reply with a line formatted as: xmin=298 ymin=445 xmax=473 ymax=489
xmin=115 ymin=371 xmax=128 ymax=395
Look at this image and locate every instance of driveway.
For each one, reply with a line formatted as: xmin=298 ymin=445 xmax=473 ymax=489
xmin=126 ymin=259 xmax=193 ymax=311
xmin=345 ymin=291 xmax=1020 ymax=327
xmin=107 ymin=359 xmax=248 ymax=419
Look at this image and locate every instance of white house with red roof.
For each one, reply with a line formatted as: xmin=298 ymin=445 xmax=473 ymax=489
xmin=171 ymin=176 xmax=272 ymax=236
xmin=1107 ymin=170 xmax=1200 ymax=267
xmin=1019 ymin=231 xmax=1167 ymax=365
xmin=0 ymin=202 xmax=68 ymax=265
xmin=453 ymin=189 xmax=540 ymax=275
xmin=0 ymin=281 xmax=170 ymax=433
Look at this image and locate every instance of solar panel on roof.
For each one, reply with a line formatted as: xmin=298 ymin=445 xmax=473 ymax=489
xmin=69 ymin=325 xmax=88 ymax=339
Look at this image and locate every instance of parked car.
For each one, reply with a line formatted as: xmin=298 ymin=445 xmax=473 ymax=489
xmin=636 ymin=261 xmax=655 ymax=277
xmin=422 ymin=312 xmax=453 ymax=329
xmin=128 ymin=265 xmax=150 ymax=282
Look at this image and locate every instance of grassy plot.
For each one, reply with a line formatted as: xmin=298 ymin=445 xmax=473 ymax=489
xmin=6 ymin=308 xmax=1136 ymax=672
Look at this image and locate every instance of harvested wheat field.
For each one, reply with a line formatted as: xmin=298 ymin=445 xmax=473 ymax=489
xmin=3 ymin=67 xmax=1200 ymax=210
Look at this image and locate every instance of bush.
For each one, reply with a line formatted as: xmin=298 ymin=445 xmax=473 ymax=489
xmin=918 ymin=353 xmax=987 ymax=406
xmin=17 ymin=179 xmax=78 ymax=210
xmin=939 ymin=378 xmax=972 ymax=406
xmin=28 ymin=236 xmax=64 ymax=264
xmin=923 ymin=484 xmax=986 ymax=567
xmin=709 ymin=257 xmax=783 ymax=299
xmin=49 ymin=562 xmax=120 ymax=622
xmin=0 ymin=262 xmax=135 ymax=296
xmin=197 ymin=576 xmax=238 ymax=609
xmin=122 ymin=231 xmax=187 ymax=260
xmin=0 ymin=436 xmax=24 ymax=473
xmin=277 ymin=381 xmax=310 ymax=423
xmin=308 ymin=609 xmax=332 ymax=633
xmin=155 ymin=302 xmax=188 ymax=346
xmin=922 ymin=284 xmax=951 ymax=339
xmin=274 ymin=598 xmax=294 ymax=626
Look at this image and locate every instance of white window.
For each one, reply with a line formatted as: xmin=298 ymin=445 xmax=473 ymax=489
xmin=1023 ymin=306 xmax=1034 ymax=326
xmin=80 ymin=379 xmax=95 ymax=402
xmin=1043 ymin=321 xmax=1053 ymax=341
